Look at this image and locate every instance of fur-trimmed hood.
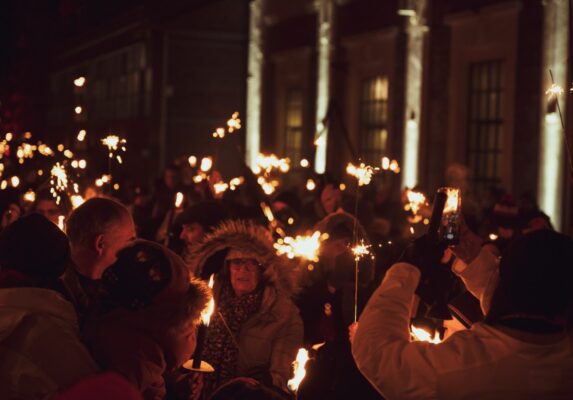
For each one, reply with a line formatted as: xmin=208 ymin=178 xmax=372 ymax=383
xmin=187 ymin=220 xmax=298 ymax=297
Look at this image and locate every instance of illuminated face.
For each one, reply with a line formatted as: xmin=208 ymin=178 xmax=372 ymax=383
xmin=320 ymin=184 xmax=341 ymax=214
xmin=179 ymin=223 xmax=205 ymax=247
xmin=228 ymin=258 xmax=262 ymax=296
xmin=170 ymin=322 xmax=198 ymax=366
xmin=100 ymin=216 xmax=137 ymax=275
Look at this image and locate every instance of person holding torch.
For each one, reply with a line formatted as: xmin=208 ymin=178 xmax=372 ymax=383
xmin=187 ymin=220 xmax=303 ymax=397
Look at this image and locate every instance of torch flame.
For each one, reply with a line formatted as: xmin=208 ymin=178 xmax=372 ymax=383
xmin=201 ymin=275 xmax=216 ymax=326
xmin=287 ymin=348 xmax=310 ymax=392
xmin=406 ymin=189 xmax=426 ymax=215
xmin=442 ymin=188 xmax=460 ymax=214
xmin=70 ymin=195 xmax=85 ymax=209
xmin=410 ymin=325 xmax=441 ymax=344
xmin=175 ymin=192 xmax=184 ymax=208
xmin=57 ymin=215 xmax=65 ymax=231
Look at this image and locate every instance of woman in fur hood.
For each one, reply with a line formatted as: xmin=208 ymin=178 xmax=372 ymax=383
xmin=187 ymin=220 xmax=303 ymax=397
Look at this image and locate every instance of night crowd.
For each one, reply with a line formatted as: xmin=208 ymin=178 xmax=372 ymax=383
xmin=0 ymin=157 xmax=572 ymax=400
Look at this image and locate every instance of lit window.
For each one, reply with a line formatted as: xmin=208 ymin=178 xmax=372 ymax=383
xmin=466 ymin=60 xmax=504 ymax=194
xmin=284 ymin=88 xmax=304 ymax=165
xmin=360 ymin=76 xmax=389 ymax=164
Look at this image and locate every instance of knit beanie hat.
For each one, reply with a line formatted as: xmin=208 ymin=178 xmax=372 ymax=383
xmin=102 ymin=240 xmax=190 ymax=310
xmin=0 ymin=213 xmax=70 ymax=283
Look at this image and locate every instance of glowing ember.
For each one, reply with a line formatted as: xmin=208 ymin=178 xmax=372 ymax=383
xmin=77 ymin=130 xmax=87 ymax=141
xmin=212 ymin=127 xmax=226 ymax=139
xmin=300 ymin=159 xmax=310 ymax=168
xmin=489 ymin=233 xmax=498 ymax=241
xmin=201 ymin=275 xmax=216 ymax=326
xmin=410 ymin=325 xmax=441 ymax=344
xmin=229 ymin=176 xmax=244 ymax=190
xmin=351 ymin=240 xmax=372 ymax=262
xmin=188 ymin=155 xmax=197 ymax=167
xmin=57 ymin=216 xmax=65 ymax=231
xmin=23 ymin=190 xmax=36 ymax=203
xmin=255 ymin=153 xmax=290 ymax=174
xmin=257 ymin=176 xmax=279 ymax=195
xmin=346 ymin=162 xmax=375 ymax=186
xmin=74 ymin=106 xmax=82 ymax=114
xmin=37 ymin=144 xmax=54 ymax=156
xmin=287 ymin=348 xmax=310 ymax=392
xmin=10 ymin=176 xmax=20 ymax=187
xmin=50 ymin=163 xmax=68 ymax=193
xmin=261 ymin=202 xmax=275 ymax=222
xmin=74 ymin=77 xmax=86 ymax=87
xmin=306 ymin=179 xmax=316 ymax=191
xmin=95 ymin=174 xmax=111 ymax=187
xmin=339 ymin=183 xmax=346 ymax=191
xmin=175 ymin=192 xmax=184 ymax=208
xmin=70 ymin=195 xmax=85 ymax=209
xmin=17 ymin=143 xmax=36 ymax=161
xmin=101 ymin=135 xmax=127 ymax=163
xmin=227 ymin=112 xmax=241 ymax=133
xmin=406 ymin=189 xmax=426 ymax=215
xmin=200 ymin=157 xmax=213 ymax=172
xmin=442 ymin=187 xmax=461 ymax=214
xmin=274 ymin=231 xmax=328 ymax=262
xmin=213 ymin=181 xmax=229 ymax=195
xmin=5 ymin=133 xmax=12 ymax=142
xmin=546 ymin=83 xmax=564 ymax=99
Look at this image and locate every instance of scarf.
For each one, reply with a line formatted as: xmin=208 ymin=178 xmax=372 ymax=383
xmin=203 ymin=283 xmax=263 ymax=395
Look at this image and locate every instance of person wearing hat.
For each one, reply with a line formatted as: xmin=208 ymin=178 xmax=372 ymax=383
xmin=352 ymin=224 xmax=573 ymax=399
xmin=173 ymin=201 xmax=229 ymax=276
xmin=0 ymin=214 xmax=99 ymax=399
xmin=83 ymin=240 xmax=211 ymax=400
xmin=187 ymin=220 xmax=303 ymax=397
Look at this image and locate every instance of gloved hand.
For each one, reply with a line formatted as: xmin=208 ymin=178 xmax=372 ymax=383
xmin=398 ymin=234 xmax=447 ymax=275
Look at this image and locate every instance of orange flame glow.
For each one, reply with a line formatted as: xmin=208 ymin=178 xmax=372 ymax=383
xmin=287 ymin=348 xmax=310 ymax=392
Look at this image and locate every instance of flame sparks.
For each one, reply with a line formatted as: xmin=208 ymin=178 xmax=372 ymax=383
xmin=274 ymin=231 xmax=328 ymax=262
xmin=442 ymin=187 xmax=461 ymax=214
xmin=201 ymin=275 xmax=216 ymax=326
xmin=489 ymin=233 xmax=498 ymax=241
xmin=227 ymin=112 xmax=241 ymax=133
xmin=351 ymin=240 xmax=373 ymax=262
xmin=101 ymin=135 xmax=127 ymax=163
xmin=212 ymin=127 xmax=226 ymax=139
xmin=546 ymin=83 xmax=564 ymax=99
xmin=410 ymin=325 xmax=441 ymax=344
xmin=300 ymin=159 xmax=310 ymax=168
xmin=213 ymin=181 xmax=229 ymax=195
xmin=255 ymin=153 xmax=290 ymax=174
xmin=346 ymin=162 xmax=375 ymax=186
xmin=287 ymin=348 xmax=310 ymax=392
xmin=188 ymin=155 xmax=197 ymax=167
xmin=405 ymin=189 xmax=427 ymax=215
xmin=257 ymin=176 xmax=279 ymax=195
xmin=50 ymin=163 xmax=69 ymax=204
xmin=70 ymin=195 xmax=85 ymax=209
